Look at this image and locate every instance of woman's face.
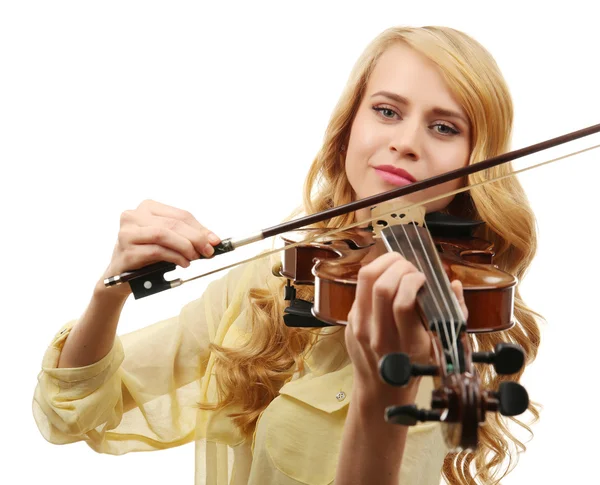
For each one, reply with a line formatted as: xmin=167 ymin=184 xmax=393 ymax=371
xmin=345 ymin=42 xmax=471 ymax=222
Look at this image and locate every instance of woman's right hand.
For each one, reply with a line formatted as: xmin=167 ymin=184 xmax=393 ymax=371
xmin=95 ymin=199 xmax=221 ymax=299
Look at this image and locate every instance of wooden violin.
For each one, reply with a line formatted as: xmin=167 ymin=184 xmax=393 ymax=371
xmin=276 ymin=202 xmax=527 ymax=451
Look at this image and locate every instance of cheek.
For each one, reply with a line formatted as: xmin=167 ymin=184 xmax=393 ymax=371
xmin=424 ymin=144 xmax=470 ymax=209
xmin=344 ymin=119 xmax=376 ymax=184
xmin=343 ymin=151 xmax=364 ymax=195
xmin=346 ymin=111 xmax=384 ymax=158
xmin=434 ymin=142 xmax=470 ymax=177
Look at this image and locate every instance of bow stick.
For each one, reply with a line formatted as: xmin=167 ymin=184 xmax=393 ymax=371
xmin=104 ymin=122 xmax=600 ymax=299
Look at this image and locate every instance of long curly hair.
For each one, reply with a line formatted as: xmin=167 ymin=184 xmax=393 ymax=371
xmin=201 ymin=25 xmax=543 ymax=484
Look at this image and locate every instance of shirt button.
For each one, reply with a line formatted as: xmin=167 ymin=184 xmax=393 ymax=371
xmin=336 ymin=391 xmax=346 ymax=401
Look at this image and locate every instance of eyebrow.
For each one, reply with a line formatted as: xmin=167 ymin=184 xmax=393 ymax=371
xmin=370 ymin=90 xmax=469 ymax=126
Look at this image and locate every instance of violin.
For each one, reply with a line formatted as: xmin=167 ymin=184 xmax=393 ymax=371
xmin=102 ymin=122 xmax=600 ymax=451
xmin=276 ymin=202 xmax=526 ymax=451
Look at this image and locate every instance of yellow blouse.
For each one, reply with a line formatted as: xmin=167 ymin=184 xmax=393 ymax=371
xmin=32 ymin=255 xmax=449 ymax=484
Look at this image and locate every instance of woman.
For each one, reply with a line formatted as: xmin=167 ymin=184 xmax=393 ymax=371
xmin=33 ymin=25 xmax=541 ymax=484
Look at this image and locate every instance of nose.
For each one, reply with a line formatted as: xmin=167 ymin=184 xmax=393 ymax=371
xmin=389 ymin=120 xmax=421 ymax=161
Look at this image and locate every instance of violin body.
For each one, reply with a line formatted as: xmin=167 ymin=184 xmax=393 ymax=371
xmin=276 ymin=208 xmax=527 ymax=451
xmin=279 ymin=219 xmax=517 ymax=332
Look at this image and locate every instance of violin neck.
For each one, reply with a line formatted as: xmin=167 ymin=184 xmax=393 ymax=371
xmin=380 ymin=223 xmax=466 ymax=332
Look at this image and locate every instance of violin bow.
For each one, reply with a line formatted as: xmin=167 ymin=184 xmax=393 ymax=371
xmin=104 ymin=122 xmax=600 ymax=299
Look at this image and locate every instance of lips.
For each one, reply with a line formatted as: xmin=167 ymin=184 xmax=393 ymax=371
xmin=373 ymin=165 xmax=416 ymax=186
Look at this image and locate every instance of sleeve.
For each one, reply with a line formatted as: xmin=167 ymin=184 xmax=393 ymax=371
xmin=32 ymin=262 xmax=251 ymax=455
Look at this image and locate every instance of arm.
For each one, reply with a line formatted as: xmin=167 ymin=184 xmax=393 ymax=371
xmin=335 ymin=252 xmax=467 ymax=484
xmin=32 ymin=263 xmax=247 ymax=454
xmin=33 ymin=198 xmax=230 ymax=452
xmin=57 ymin=281 xmax=128 ymax=369
xmin=335 ymin=382 xmax=420 ymax=484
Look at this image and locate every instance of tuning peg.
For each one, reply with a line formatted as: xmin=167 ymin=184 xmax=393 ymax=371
xmin=472 ymin=342 xmax=525 ymax=375
xmin=385 ymin=404 xmax=441 ymax=426
xmin=379 ymin=352 xmax=438 ymax=387
xmin=490 ymin=381 xmax=529 ymax=416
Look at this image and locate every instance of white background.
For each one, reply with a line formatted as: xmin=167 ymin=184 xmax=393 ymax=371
xmin=1 ymin=1 xmax=598 ymax=484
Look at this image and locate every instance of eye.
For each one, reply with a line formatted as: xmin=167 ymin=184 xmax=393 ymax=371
xmin=372 ymin=105 xmax=400 ymax=120
xmin=432 ymin=122 xmax=460 ymax=136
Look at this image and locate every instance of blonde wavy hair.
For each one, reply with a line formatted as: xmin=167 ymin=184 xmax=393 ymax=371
xmin=201 ymin=25 xmax=543 ymax=484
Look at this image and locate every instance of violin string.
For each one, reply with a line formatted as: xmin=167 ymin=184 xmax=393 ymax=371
xmin=422 ymin=217 xmax=467 ymax=329
xmin=388 ymin=218 xmax=459 ymax=373
xmin=421 ymin=217 xmax=467 ymax=368
xmin=382 ymin=225 xmax=453 ymax=372
xmin=377 ymin=226 xmax=447 ymax=373
xmin=408 ymin=221 xmax=460 ymax=373
xmin=382 ymin=227 xmax=439 ymax=332
xmin=384 ymin=227 xmax=448 ymax=373
xmin=381 ymin=226 xmax=437 ymax=322
xmin=400 ymin=217 xmax=461 ymax=373
xmin=389 ymin=224 xmax=450 ymax=368
xmin=180 ymin=143 xmax=600 ymax=285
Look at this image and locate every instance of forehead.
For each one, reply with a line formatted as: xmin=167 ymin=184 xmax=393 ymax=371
xmin=366 ymin=42 xmax=464 ymax=113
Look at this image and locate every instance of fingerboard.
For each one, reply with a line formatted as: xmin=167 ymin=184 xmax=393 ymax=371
xmin=380 ymin=223 xmax=466 ymax=371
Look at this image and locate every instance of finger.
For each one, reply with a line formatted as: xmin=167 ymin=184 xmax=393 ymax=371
xmin=151 ymin=215 xmax=218 ymax=257
xmin=352 ymin=253 xmax=412 ymax=345
xmin=123 ymin=225 xmax=203 ymax=262
xmin=355 ymin=252 xmax=413 ymax=314
xmin=370 ymin=259 xmax=421 ymax=356
xmin=127 ymin=211 xmax=218 ymax=258
xmin=136 ymin=199 xmax=214 ymax=236
xmin=450 ymin=279 xmax=469 ymax=321
xmin=121 ymin=243 xmax=195 ymax=269
xmin=391 ymin=271 xmax=427 ymax=328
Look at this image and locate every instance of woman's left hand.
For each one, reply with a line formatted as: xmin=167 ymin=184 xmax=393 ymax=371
xmin=345 ymin=251 xmax=468 ymax=402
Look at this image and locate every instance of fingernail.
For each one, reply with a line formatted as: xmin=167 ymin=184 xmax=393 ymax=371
xmin=207 ymin=233 xmax=220 ymax=245
xmin=203 ymin=243 xmax=214 ymax=257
